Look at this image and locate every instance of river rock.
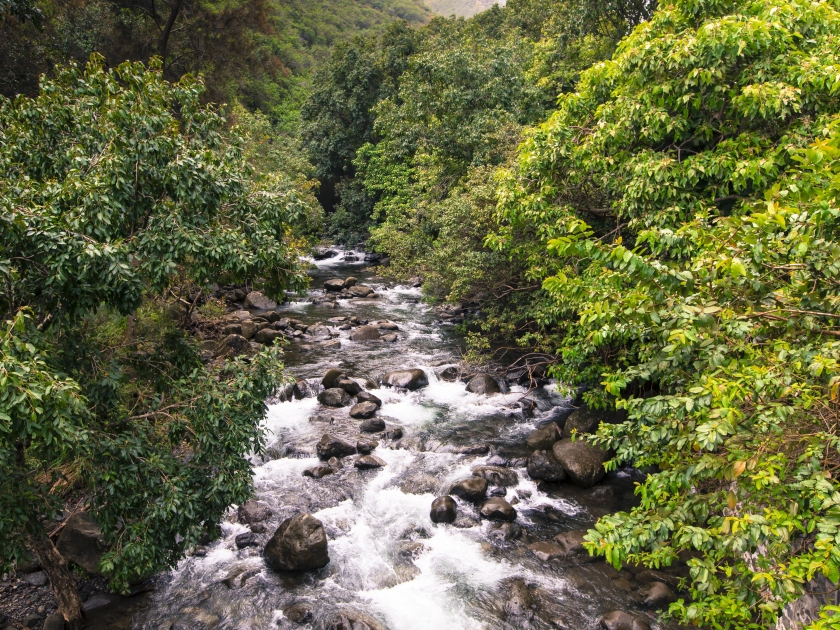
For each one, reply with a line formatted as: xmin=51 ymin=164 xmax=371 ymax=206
xmin=504 ymin=579 xmax=534 ymax=620
xmin=551 ymin=439 xmax=609 ymax=487
xmin=293 ymin=380 xmax=310 ymax=399
xmin=350 ymin=326 xmax=381 ymax=341
xmin=254 ymin=328 xmax=284 ymax=345
xmin=343 ymin=277 xmax=357 ymax=287
xmin=238 ymin=500 xmax=272 ymax=525
xmin=381 ymin=333 xmax=398 ymax=343
xmin=354 ymin=455 xmax=387 ymax=469
xmin=324 ymin=278 xmax=346 ymax=292
xmin=471 ymin=465 xmax=519 ymax=487
xmin=636 ymin=581 xmax=676 ymax=607
xmin=316 ymin=434 xmax=356 ymax=459
xmin=235 ymin=532 xmax=257 ymax=549
xmin=357 ymin=439 xmax=378 ymax=454
xmin=430 ymin=496 xmax=457 ymax=523
xmin=322 ymin=368 xmax=345 ymax=389
xmin=359 ymin=417 xmax=386 ymax=433
xmin=222 ymin=323 xmax=242 ymax=336
xmin=449 ymin=477 xmax=489 ymax=502
xmin=240 ymin=320 xmax=256 ymax=339
xmin=356 ymin=391 xmax=382 ymax=407
xmin=216 ymin=333 xmax=251 ymax=357
xmin=437 ymin=366 xmax=459 ymax=381
xmin=23 ymin=570 xmax=48 ymax=586
xmin=400 ymin=474 xmax=438 ymax=495
xmin=56 ymin=512 xmax=108 ymax=574
xmin=43 ymin=614 xmax=64 ymax=630
xmin=336 ymin=377 xmax=361 ymax=395
xmin=384 ymin=369 xmax=429 ymax=390
xmin=326 ymin=610 xmax=386 ymax=630
xmin=244 ymin=291 xmax=278 ymax=310
xmin=599 ymin=611 xmax=651 ymax=630
xmin=348 ymin=285 xmax=374 ymax=298
xmin=487 ymin=522 xmax=521 ymax=543
xmin=350 ymin=401 xmax=379 ymax=419
xmin=552 ymin=530 xmax=594 ymax=561
xmin=528 ymin=541 xmax=566 ymax=562
xmin=303 ymin=464 xmax=334 ymax=479
xmin=565 ymin=404 xmax=627 ymax=435
xmin=526 ymin=423 xmax=561 ymax=450
xmin=264 ymin=514 xmax=329 ymax=572
xmin=466 ymin=374 xmax=500 ymax=395
xmin=378 ymin=322 xmax=399 ymax=330
xmin=318 ymin=388 xmax=352 ymax=407
xmin=384 ymin=427 xmax=404 ymax=440
xmin=480 ymin=498 xmax=517 ymax=522
xmin=527 ymin=450 xmax=567 ymax=482
xmin=283 ymin=602 xmax=314 ymax=624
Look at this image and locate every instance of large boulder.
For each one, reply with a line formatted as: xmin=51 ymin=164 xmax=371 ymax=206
xmin=335 ymin=377 xmax=361 ymax=396
xmin=356 ymin=391 xmax=382 ymax=407
xmin=238 ymin=500 xmax=272 ymax=525
xmin=316 ymin=434 xmax=356 ymax=459
xmin=449 ymin=477 xmax=488 ymax=503
xmin=322 ymin=368 xmax=345 ymax=389
xmin=526 ymin=423 xmax=561 ymax=450
xmin=552 ymin=530 xmax=594 ymax=562
xmin=527 ymin=450 xmax=567 ymax=482
xmin=430 ymin=496 xmax=457 ymax=524
xmin=244 ymin=291 xmax=278 ymax=310
xmin=263 ymin=514 xmax=329 ymax=572
xmin=343 ymin=277 xmax=357 ymax=288
xmin=56 ymin=512 xmax=108 ymax=574
xmin=384 ymin=369 xmax=428 ymax=391
xmin=253 ymin=328 xmax=284 ymax=345
xmin=216 ymin=334 xmax=251 ymax=357
xmin=324 ymin=278 xmax=346 ymax=292
xmin=318 ymin=388 xmax=352 ymax=407
xmin=466 ymin=374 xmax=500 ymax=395
xmin=350 ymin=401 xmax=378 ymax=419
xmin=348 ymin=285 xmax=374 ymax=298
xmin=354 ymin=455 xmax=387 ymax=470
xmin=471 ymin=465 xmax=519 ymax=487
xmin=636 ymin=581 xmax=676 ymax=607
xmin=599 ymin=611 xmax=651 ymax=630
xmin=359 ymin=417 xmax=386 ymax=433
xmin=480 ymin=498 xmax=517 ymax=522
xmin=326 ymin=610 xmax=387 ymax=630
xmin=350 ymin=326 xmax=381 ymax=341
xmin=565 ymin=404 xmax=627 ymax=435
xmin=551 ymin=439 xmax=609 ymax=487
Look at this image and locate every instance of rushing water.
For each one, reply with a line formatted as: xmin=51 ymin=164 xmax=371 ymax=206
xmin=135 ymin=252 xmax=677 ymax=630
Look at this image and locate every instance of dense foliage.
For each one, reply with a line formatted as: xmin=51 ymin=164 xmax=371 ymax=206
xmin=0 ymin=57 xmax=308 ymax=617
xmin=491 ymin=0 xmax=840 ymax=626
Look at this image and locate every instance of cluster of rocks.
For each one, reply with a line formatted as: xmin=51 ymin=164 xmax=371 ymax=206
xmin=429 ymin=465 xmax=520 ymax=528
xmin=306 ymin=276 xmax=380 ymax=307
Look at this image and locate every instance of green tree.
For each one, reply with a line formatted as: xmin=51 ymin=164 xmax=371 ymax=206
xmin=0 ymin=56 xmax=308 ymax=627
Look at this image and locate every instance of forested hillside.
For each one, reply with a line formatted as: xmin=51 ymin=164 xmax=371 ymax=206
xmin=423 ymin=0 xmax=505 ymax=18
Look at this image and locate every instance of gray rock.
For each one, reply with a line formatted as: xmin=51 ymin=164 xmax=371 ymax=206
xmin=240 ymin=320 xmax=257 ymax=339
xmin=552 ymin=438 xmax=609 ymax=487
xmin=381 ymin=333 xmax=398 ymax=343
xmin=222 ymin=323 xmax=242 ymax=336
xmin=235 ymin=532 xmax=257 ymax=549
xmin=253 ymin=328 xmax=284 ymax=345
xmin=377 ymin=322 xmax=399 ymax=330
xmin=430 ymin=496 xmax=457 ymax=524
xmin=283 ymin=603 xmax=313 ymax=624
xmin=350 ymin=325 xmax=381 ymax=341
xmin=326 ymin=610 xmax=386 ymax=630
xmin=23 ymin=570 xmax=48 ymax=587
xmin=216 ymin=334 xmax=251 ymax=357
xmin=238 ymin=500 xmax=272 ymax=525
xmin=486 ymin=522 xmax=521 ymax=543
xmin=56 ymin=512 xmax=108 ymax=574
xmin=599 ymin=611 xmax=651 ymax=630
xmin=317 ymin=388 xmax=352 ymax=407
xmin=636 ymin=581 xmax=676 ymax=607
xmin=552 ymin=530 xmax=593 ymax=561
xmin=528 ymin=541 xmax=566 ymax=561
xmin=471 ymin=465 xmax=519 ymax=487
xmin=400 ymin=474 xmax=438 ymax=495
xmin=316 ymin=434 xmax=356 ymax=459
xmin=264 ymin=514 xmax=329 ymax=572
xmin=244 ymin=291 xmax=278 ymax=310
xmin=348 ymin=285 xmax=374 ymax=298
xmin=359 ymin=417 xmax=386 ymax=433
xmin=527 ymin=450 xmax=567 ymax=482
xmin=350 ymin=401 xmax=379 ymax=419
xmin=83 ymin=592 xmax=120 ymax=611
xmin=504 ymin=579 xmax=534 ymax=620
xmin=384 ymin=427 xmax=404 ymax=440
xmin=466 ymin=374 xmax=500 ymax=395
xmin=354 ymin=455 xmax=387 ymax=469
xmin=324 ymin=278 xmax=346 ymax=292
xmin=322 ymin=368 xmax=345 ymax=389
xmin=356 ymin=391 xmax=382 ymax=407
xmin=336 ymin=377 xmax=361 ymax=396
xmin=526 ymin=423 xmax=561 ymax=450
xmin=293 ymin=380 xmax=310 ymax=399
xmin=356 ymin=439 xmax=378 ymax=455
xmin=480 ymin=498 xmax=517 ymax=522
xmin=384 ymin=369 xmax=429 ymax=390
xmin=449 ymin=477 xmax=488 ymax=502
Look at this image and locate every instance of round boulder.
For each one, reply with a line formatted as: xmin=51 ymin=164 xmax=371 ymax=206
xmin=430 ymin=496 xmax=457 ymax=524
xmin=321 ymin=368 xmax=345 ymax=389
xmin=316 ymin=434 xmax=356 ymax=459
xmin=449 ymin=476 xmax=489 ymax=503
xmin=264 ymin=514 xmax=329 ymax=572
xmin=466 ymin=374 xmax=500 ymax=395
xmin=384 ymin=369 xmax=429 ymax=390
xmin=324 ymin=278 xmax=346 ymax=292
xmin=56 ymin=512 xmax=108 ymax=575
xmin=527 ymin=450 xmax=567 ymax=482
xmin=356 ymin=391 xmax=382 ymax=407
xmin=238 ymin=500 xmax=272 ymax=525
xmin=354 ymin=455 xmax=387 ymax=469
xmin=244 ymin=291 xmax=278 ymax=310
xmin=551 ymin=438 xmax=609 ymax=487
xmin=525 ymin=423 xmax=561 ymax=450
xmin=599 ymin=611 xmax=651 ymax=630
xmin=359 ymin=417 xmax=386 ymax=433
xmin=350 ymin=401 xmax=379 ymax=419
xmin=471 ymin=465 xmax=519 ymax=487
xmin=317 ymin=388 xmax=352 ymax=408
xmin=350 ymin=326 xmax=381 ymax=341
xmin=480 ymin=498 xmax=517 ymax=522
xmin=336 ymin=377 xmax=361 ymax=396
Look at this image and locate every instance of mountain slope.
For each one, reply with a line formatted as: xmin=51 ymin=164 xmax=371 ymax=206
xmin=423 ymin=0 xmax=505 ymax=18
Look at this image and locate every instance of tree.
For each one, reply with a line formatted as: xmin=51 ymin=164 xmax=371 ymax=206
xmin=0 ymin=56 xmax=309 ymax=627
xmin=493 ymin=0 xmax=840 ymax=626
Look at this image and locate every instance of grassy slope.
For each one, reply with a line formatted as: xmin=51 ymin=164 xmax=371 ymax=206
xmin=423 ymin=0 xmax=505 ymax=18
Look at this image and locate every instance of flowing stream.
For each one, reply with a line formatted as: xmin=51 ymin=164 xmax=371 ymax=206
xmin=134 ymin=252 xmax=678 ymax=630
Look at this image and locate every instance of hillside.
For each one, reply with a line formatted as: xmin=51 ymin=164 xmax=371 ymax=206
xmin=424 ymin=0 xmax=505 ymax=17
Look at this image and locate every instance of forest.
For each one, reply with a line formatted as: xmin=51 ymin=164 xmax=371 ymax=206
xmin=3 ymin=0 xmax=840 ymax=628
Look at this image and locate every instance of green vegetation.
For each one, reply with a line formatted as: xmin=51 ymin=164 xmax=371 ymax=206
xmin=424 ymin=0 xmax=503 ymax=18
xmin=0 ymin=57 xmax=309 ymax=627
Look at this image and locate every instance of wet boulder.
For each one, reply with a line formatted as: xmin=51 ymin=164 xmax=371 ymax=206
xmin=480 ymin=498 xmax=517 ymax=522
xmin=303 ymin=465 xmax=335 ymax=479
xmin=292 ymin=380 xmax=311 ymax=400
xmin=317 ymin=388 xmax=352 ymax=407
xmin=316 ymin=434 xmax=356 ymax=459
xmin=244 ymin=291 xmax=278 ymax=310
xmin=504 ymin=579 xmax=534 ymax=620
xmin=350 ymin=401 xmax=379 ymax=419
xmin=437 ymin=366 xmax=460 ymax=381
xmin=551 ymin=439 xmax=609 ymax=487
xmin=449 ymin=477 xmax=489 ymax=503
xmin=336 ymin=377 xmax=362 ymax=396
xmin=343 ymin=277 xmax=357 ymax=288
xmin=377 ymin=322 xmax=399 ymax=331
xmin=599 ymin=611 xmax=651 ymax=630
xmin=430 ymin=496 xmax=457 ymax=524
xmin=356 ymin=439 xmax=378 ymax=454
xmin=525 ymin=423 xmax=561 ymax=450
xmin=348 ymin=285 xmax=374 ymax=298
xmin=238 ymin=500 xmax=272 ymax=525
xmin=283 ymin=603 xmax=313 ymax=624
xmin=552 ymin=530 xmax=594 ymax=562
xmin=359 ymin=417 xmax=386 ymax=433
xmin=565 ymin=404 xmax=627 ymax=436
xmin=527 ymin=450 xmax=567 ymax=482
xmin=636 ymin=581 xmax=676 ymax=607
xmin=321 ymin=368 xmax=345 ymax=389
xmin=235 ymin=532 xmax=258 ymax=549
xmin=324 ymin=278 xmax=346 ymax=292
xmin=381 ymin=333 xmax=398 ymax=343
xmin=56 ymin=512 xmax=108 ymax=574
xmin=400 ymin=474 xmax=438 ymax=495
xmin=471 ymin=465 xmax=519 ymax=487
xmin=354 ymin=455 xmax=387 ymax=469
xmin=384 ymin=369 xmax=429 ymax=390
xmin=264 ymin=514 xmax=329 ymax=572
xmin=350 ymin=326 xmax=381 ymax=341
xmin=465 ymin=374 xmax=500 ymax=395
xmin=356 ymin=391 xmax=381 ymax=407
xmin=326 ymin=610 xmax=387 ymax=630
xmin=486 ymin=522 xmax=521 ymax=544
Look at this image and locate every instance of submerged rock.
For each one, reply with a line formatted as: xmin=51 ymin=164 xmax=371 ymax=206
xmin=599 ymin=611 xmax=651 ymax=630
xmin=504 ymin=579 xmax=534 ymax=620
xmin=303 ymin=464 xmax=334 ymax=479
xmin=479 ymin=498 xmax=517 ymax=522
xmin=466 ymin=374 xmax=500 ymax=395
xmin=317 ymin=388 xmax=352 ymax=407
xmin=487 ymin=522 xmax=521 ymax=543
xmin=283 ymin=603 xmax=313 ymax=624
xmin=430 ymin=496 xmax=457 ymax=524
xmin=383 ymin=369 xmax=428 ymax=390
xmin=552 ymin=530 xmax=594 ymax=562
xmin=552 ymin=439 xmax=609 ymax=487
xmin=471 ymin=465 xmax=519 ymax=487
xmin=449 ymin=476 xmax=489 ymax=502
xmin=264 ymin=514 xmax=329 ymax=572
xmin=326 ymin=610 xmax=386 ymax=630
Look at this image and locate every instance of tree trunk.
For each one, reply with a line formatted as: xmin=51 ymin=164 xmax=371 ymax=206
xmin=158 ymin=0 xmax=183 ymax=73
xmin=28 ymin=529 xmax=85 ymax=630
